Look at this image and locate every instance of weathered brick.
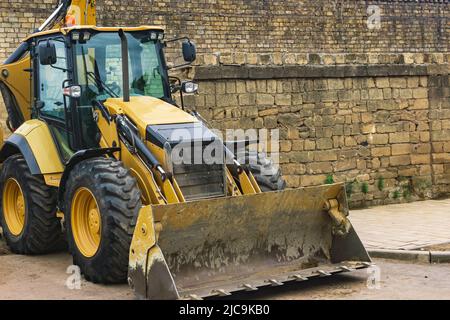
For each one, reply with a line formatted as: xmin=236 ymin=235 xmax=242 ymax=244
xmin=280 ymin=140 xmax=292 ymax=152
xmin=411 ymin=154 xmax=431 ymax=164
xmin=412 ymin=88 xmax=428 ymax=99
xmin=275 ymin=94 xmax=292 ymax=106
xmin=372 ymin=147 xmax=391 ymax=157
xmin=411 ymin=99 xmax=429 ymax=110
xmin=284 ymin=175 xmax=300 ymax=188
xmin=316 ymin=138 xmax=333 ymax=150
xmin=238 ymin=94 xmax=256 ymax=106
xmin=314 ymin=151 xmax=338 ymax=161
xmin=307 ymin=162 xmax=333 ymax=174
xmin=301 ymin=175 xmax=328 ymax=187
xmin=304 ymin=140 xmax=316 ymax=151
xmin=390 ymin=155 xmax=411 ymax=166
xmin=216 ymin=95 xmax=238 ymax=107
xmin=290 ymin=151 xmax=314 ymax=163
xmin=371 ymin=134 xmax=389 ymax=145
xmin=390 ymin=78 xmax=407 ymax=88
xmin=256 ymin=94 xmax=275 ymax=105
xmin=375 ymin=78 xmax=390 ymax=88
xmin=389 ymin=132 xmax=410 ymax=143
xmin=282 ymin=163 xmax=306 ymax=175
xmin=433 ymin=153 xmax=450 ymax=163
xmin=392 ymin=144 xmax=411 ymax=155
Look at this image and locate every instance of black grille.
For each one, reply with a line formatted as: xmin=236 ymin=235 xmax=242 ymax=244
xmin=173 ymin=163 xmax=226 ymax=201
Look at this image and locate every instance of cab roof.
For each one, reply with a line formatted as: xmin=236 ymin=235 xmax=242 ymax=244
xmin=24 ymin=25 xmax=165 ymax=42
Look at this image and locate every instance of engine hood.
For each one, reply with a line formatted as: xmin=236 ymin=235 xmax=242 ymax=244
xmin=104 ymin=96 xmax=198 ymax=133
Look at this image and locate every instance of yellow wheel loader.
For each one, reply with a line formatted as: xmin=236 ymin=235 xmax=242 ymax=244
xmin=0 ymin=0 xmax=371 ymax=299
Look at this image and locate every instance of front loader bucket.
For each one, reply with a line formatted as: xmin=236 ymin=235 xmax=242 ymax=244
xmin=128 ymin=183 xmax=371 ymax=300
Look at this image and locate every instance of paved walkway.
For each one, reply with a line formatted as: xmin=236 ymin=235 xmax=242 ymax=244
xmin=350 ymin=199 xmax=450 ymax=250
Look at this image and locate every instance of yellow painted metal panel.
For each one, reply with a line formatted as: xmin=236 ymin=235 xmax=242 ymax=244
xmin=1 ymin=55 xmax=32 ymax=121
xmin=44 ymin=173 xmax=63 ymax=187
xmin=65 ymin=0 xmax=97 ymax=26
xmin=105 ymin=97 xmax=197 ymax=133
xmin=15 ymin=120 xmax=64 ymax=174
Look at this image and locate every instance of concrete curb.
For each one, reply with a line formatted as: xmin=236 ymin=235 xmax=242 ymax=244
xmin=368 ymin=249 xmax=450 ymax=264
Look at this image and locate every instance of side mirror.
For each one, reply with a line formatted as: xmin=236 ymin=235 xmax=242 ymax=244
xmin=38 ymin=40 xmax=57 ymax=66
xmin=182 ymin=41 xmax=196 ymax=63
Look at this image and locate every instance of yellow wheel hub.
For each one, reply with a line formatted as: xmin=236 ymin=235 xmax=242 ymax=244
xmin=3 ymin=178 xmax=26 ymax=236
xmin=71 ymin=187 xmax=102 ymax=258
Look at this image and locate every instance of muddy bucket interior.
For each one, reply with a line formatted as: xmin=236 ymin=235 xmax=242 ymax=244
xmin=133 ymin=184 xmax=371 ymax=299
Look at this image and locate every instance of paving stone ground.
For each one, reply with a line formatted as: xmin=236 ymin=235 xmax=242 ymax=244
xmin=350 ymin=199 xmax=450 ymax=250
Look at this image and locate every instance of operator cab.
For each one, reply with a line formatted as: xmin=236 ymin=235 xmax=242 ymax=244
xmin=30 ymin=26 xmax=196 ymax=162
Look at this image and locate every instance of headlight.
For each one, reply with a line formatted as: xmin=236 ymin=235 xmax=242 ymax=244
xmin=63 ymin=85 xmax=82 ymax=98
xmin=181 ymin=81 xmax=199 ymax=94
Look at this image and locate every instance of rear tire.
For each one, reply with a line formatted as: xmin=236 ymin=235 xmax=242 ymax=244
xmin=238 ymin=151 xmax=286 ymax=192
xmin=0 ymin=154 xmax=64 ymax=254
xmin=64 ymin=157 xmax=141 ymax=284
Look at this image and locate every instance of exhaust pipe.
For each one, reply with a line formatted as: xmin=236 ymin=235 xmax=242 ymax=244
xmin=119 ymin=29 xmax=130 ymax=103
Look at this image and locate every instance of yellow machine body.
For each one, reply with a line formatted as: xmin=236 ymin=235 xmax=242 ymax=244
xmin=0 ymin=0 xmax=372 ymax=300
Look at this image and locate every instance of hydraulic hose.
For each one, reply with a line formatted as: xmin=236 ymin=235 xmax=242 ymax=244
xmin=116 ymin=115 xmax=167 ymax=181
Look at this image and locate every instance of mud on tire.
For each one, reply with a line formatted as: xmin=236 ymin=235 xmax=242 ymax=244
xmin=0 ymin=154 xmax=64 ymax=254
xmin=64 ymin=157 xmax=141 ymax=284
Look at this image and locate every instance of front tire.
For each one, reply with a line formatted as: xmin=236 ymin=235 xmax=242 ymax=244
xmin=64 ymin=157 xmax=141 ymax=284
xmin=0 ymin=154 xmax=64 ymax=254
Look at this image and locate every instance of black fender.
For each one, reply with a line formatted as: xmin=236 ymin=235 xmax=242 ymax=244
xmin=57 ymin=147 xmax=120 ymax=211
xmin=0 ymin=133 xmax=41 ymax=174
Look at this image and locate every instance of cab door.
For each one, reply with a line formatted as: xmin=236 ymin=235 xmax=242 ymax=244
xmin=34 ymin=36 xmax=75 ymax=162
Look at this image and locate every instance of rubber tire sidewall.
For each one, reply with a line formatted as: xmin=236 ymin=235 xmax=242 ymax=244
xmin=0 ymin=155 xmax=62 ymax=254
xmin=65 ymin=158 xmax=141 ymax=283
xmin=65 ymin=169 xmax=116 ymax=281
xmin=0 ymin=156 xmax=33 ymax=251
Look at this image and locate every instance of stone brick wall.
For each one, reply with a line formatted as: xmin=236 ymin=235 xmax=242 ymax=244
xmin=185 ymin=63 xmax=450 ymax=207
xmin=0 ymin=0 xmax=449 ymax=207
xmin=0 ymin=0 xmax=448 ymax=62
xmin=99 ymin=0 xmax=449 ymax=54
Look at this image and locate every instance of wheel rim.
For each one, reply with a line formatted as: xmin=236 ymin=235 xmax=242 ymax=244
xmin=2 ymin=178 xmax=26 ymax=236
xmin=71 ymin=187 xmax=102 ymax=258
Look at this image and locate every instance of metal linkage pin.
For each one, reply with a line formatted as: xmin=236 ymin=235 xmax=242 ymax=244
xmin=266 ymin=279 xmax=283 ymax=286
xmin=339 ymin=266 xmax=354 ymax=272
xmin=290 ymin=274 xmax=309 ymax=282
xmin=212 ymin=289 xmax=231 ymax=297
xmin=242 ymin=284 xmax=258 ymax=291
xmin=318 ymin=270 xmax=332 ymax=277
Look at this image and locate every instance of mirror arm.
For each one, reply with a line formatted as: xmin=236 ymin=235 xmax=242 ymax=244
xmin=50 ymin=64 xmax=69 ymax=72
xmin=164 ymin=36 xmax=190 ymax=44
xmin=166 ymin=62 xmax=192 ymax=70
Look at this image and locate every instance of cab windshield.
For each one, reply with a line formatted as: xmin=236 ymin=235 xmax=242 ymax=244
xmin=74 ymin=31 xmax=167 ymax=105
